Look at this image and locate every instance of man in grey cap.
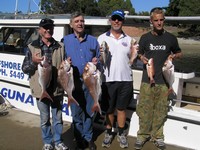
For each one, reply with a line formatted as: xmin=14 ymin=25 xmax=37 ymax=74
xmin=22 ymin=18 xmax=69 ymax=150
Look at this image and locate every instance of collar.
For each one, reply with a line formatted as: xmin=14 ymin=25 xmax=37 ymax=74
xmin=106 ymin=30 xmax=126 ymax=38
xmin=31 ymin=37 xmax=61 ymax=49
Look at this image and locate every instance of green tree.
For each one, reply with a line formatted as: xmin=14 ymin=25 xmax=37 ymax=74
xmin=77 ymin=0 xmax=100 ymax=16
xmin=178 ymin=0 xmax=200 ymax=16
xmin=123 ymin=0 xmax=136 ymax=15
xmin=65 ymin=0 xmax=79 ymax=14
xmin=165 ymin=0 xmax=180 ymax=16
xmin=98 ymin=0 xmax=135 ymax=16
xmin=41 ymin=0 xmax=67 ymax=14
xmin=166 ymin=0 xmax=200 ymax=16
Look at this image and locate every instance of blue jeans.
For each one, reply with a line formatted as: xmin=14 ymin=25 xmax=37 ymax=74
xmin=36 ymin=96 xmax=63 ymax=145
xmin=71 ymin=78 xmax=94 ymax=142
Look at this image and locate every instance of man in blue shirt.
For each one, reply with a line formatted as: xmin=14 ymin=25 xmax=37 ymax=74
xmin=62 ymin=11 xmax=100 ymax=150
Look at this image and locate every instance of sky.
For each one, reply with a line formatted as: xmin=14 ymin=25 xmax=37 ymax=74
xmin=0 ymin=0 xmax=170 ymax=14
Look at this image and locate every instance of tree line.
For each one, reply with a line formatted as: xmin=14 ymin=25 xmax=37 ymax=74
xmin=39 ymin=0 xmax=200 ymax=37
xmin=40 ymin=0 xmax=200 ymax=17
xmin=41 ymin=0 xmax=135 ymax=16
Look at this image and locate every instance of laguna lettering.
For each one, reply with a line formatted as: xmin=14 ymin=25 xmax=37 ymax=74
xmin=1 ymin=88 xmax=34 ymax=106
xmin=0 ymin=87 xmax=70 ymax=116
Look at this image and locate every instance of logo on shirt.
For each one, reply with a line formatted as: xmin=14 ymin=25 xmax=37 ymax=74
xmin=122 ymin=42 xmax=128 ymax=47
xmin=149 ymin=44 xmax=166 ymax=51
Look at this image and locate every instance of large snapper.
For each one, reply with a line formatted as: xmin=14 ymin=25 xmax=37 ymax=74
xmin=129 ymin=38 xmax=139 ymax=64
xmin=38 ymin=56 xmax=53 ymax=101
xmin=146 ymin=58 xmax=155 ymax=87
xmin=101 ymin=41 xmax=109 ymax=65
xmin=58 ymin=60 xmax=79 ymax=106
xmin=83 ymin=62 xmax=102 ymax=114
xmin=162 ymin=56 xmax=175 ymax=95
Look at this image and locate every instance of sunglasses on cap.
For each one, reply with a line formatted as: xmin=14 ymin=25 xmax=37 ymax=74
xmin=111 ymin=15 xmax=124 ymax=21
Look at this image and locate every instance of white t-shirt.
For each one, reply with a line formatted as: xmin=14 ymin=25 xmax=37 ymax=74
xmin=98 ymin=31 xmax=134 ymax=82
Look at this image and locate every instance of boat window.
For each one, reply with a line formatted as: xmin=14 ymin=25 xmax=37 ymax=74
xmin=0 ymin=27 xmax=38 ymax=55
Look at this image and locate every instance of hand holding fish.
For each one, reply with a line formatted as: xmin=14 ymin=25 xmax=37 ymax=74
xmin=32 ymin=52 xmax=43 ymax=64
xmin=66 ymin=57 xmax=72 ymax=65
xmin=146 ymin=58 xmax=155 ymax=87
xmin=38 ymin=56 xmax=53 ymax=101
xmin=83 ymin=62 xmax=102 ymax=115
xmin=139 ymin=54 xmax=148 ymax=64
xmin=162 ymin=56 xmax=175 ymax=96
xmin=92 ymin=57 xmax=98 ymax=65
xmin=168 ymin=53 xmax=182 ymax=60
xmin=129 ymin=38 xmax=139 ymax=65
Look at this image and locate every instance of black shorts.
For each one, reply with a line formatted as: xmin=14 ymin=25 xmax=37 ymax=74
xmin=101 ymin=81 xmax=133 ymax=113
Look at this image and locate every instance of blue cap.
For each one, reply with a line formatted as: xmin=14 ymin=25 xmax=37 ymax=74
xmin=111 ymin=10 xmax=125 ymax=20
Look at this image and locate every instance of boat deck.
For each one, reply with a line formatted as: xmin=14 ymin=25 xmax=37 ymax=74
xmin=0 ymin=108 xmax=192 ymax=150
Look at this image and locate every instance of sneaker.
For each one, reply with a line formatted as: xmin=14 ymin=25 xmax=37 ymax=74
xmin=134 ymin=139 xmax=147 ymax=150
xmin=117 ymin=133 xmax=128 ymax=148
xmin=55 ymin=142 xmax=69 ymax=150
xmin=102 ymin=132 xmax=113 ymax=148
xmin=42 ymin=144 xmax=54 ymax=150
xmin=153 ymin=139 xmax=166 ymax=150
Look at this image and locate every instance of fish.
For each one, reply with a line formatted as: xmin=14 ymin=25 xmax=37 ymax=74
xmin=101 ymin=41 xmax=109 ymax=66
xmin=0 ymin=94 xmax=12 ymax=113
xmin=162 ymin=56 xmax=175 ymax=95
xmin=83 ymin=62 xmax=102 ymax=114
xmin=58 ymin=60 xmax=79 ymax=107
xmin=38 ymin=56 xmax=53 ymax=101
xmin=129 ymin=38 xmax=139 ymax=64
xmin=146 ymin=58 xmax=155 ymax=87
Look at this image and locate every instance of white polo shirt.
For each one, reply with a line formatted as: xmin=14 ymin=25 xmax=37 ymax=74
xmin=98 ymin=31 xmax=133 ymax=82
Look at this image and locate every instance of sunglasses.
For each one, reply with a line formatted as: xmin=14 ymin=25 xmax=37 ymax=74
xmin=42 ymin=25 xmax=54 ymax=30
xmin=111 ymin=16 xmax=124 ymax=21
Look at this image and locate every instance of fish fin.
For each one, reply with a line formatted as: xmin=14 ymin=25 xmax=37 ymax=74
xmin=165 ymin=88 xmax=176 ymax=96
xmin=40 ymin=91 xmax=53 ymax=101
xmin=92 ymin=102 xmax=102 ymax=115
xmin=67 ymin=96 xmax=79 ymax=107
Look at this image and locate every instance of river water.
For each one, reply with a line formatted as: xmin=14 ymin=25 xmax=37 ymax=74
xmin=174 ymin=43 xmax=200 ymax=76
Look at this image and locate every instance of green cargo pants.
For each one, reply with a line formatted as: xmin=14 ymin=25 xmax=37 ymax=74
xmin=136 ymin=82 xmax=169 ymax=141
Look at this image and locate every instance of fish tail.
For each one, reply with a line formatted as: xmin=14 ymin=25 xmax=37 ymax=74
xmin=92 ymin=102 xmax=102 ymax=115
xmin=40 ymin=91 xmax=53 ymax=101
xmin=68 ymin=96 xmax=79 ymax=107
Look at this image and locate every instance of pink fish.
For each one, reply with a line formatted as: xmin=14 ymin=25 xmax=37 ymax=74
xmin=58 ymin=60 xmax=79 ymax=107
xmin=83 ymin=62 xmax=102 ymax=114
xmin=38 ymin=56 xmax=53 ymax=101
xmin=129 ymin=38 xmax=139 ymax=64
xmin=162 ymin=56 xmax=175 ymax=95
xmin=146 ymin=58 xmax=155 ymax=87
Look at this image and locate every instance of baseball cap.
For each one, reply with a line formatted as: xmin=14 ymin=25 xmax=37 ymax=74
xmin=111 ymin=10 xmax=125 ymax=20
xmin=39 ymin=18 xmax=55 ymax=27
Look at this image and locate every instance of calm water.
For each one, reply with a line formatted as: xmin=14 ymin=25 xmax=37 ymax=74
xmin=174 ymin=43 xmax=200 ymax=76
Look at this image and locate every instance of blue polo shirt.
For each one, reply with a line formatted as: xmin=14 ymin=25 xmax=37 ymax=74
xmin=63 ymin=33 xmax=100 ymax=76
